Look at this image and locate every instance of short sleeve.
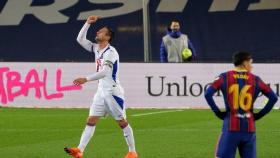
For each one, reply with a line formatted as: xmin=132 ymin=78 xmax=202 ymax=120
xmin=258 ymin=77 xmax=272 ymax=94
xmin=211 ymin=74 xmax=224 ymax=90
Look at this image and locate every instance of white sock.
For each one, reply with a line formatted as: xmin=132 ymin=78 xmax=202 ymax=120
xmin=78 ymin=125 xmax=96 ymax=152
xmin=123 ymin=124 xmax=136 ymax=152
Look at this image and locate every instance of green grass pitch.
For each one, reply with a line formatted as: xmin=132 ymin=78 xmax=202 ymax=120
xmin=0 ymin=108 xmax=279 ymax=158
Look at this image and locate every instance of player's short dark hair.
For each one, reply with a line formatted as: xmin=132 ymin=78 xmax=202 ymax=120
xmin=170 ymin=20 xmax=180 ymax=26
xmin=233 ymin=51 xmax=252 ymax=66
xmin=167 ymin=20 xmax=181 ymax=31
xmin=104 ymin=26 xmax=114 ymax=43
xmin=168 ymin=20 xmax=180 ymax=28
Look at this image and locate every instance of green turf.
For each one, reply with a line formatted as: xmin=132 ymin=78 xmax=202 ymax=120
xmin=0 ymin=108 xmax=279 ymax=158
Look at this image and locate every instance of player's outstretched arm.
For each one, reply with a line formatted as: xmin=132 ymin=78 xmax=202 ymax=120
xmin=72 ymin=65 xmax=112 ymax=85
xmin=76 ymin=16 xmax=99 ymax=52
xmin=86 ymin=63 xmax=112 ymax=82
xmin=73 ymin=78 xmax=87 ymax=86
xmin=72 ymin=64 xmax=111 ymax=85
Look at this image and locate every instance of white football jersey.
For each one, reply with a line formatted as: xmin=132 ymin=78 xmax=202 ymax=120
xmin=77 ymin=23 xmax=123 ymax=91
xmin=92 ymin=44 xmax=122 ymax=90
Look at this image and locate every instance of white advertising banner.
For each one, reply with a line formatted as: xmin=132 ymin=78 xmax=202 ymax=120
xmin=0 ymin=62 xmax=279 ymax=109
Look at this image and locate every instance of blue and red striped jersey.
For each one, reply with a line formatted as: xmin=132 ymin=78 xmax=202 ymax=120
xmin=211 ymin=69 xmax=272 ymax=132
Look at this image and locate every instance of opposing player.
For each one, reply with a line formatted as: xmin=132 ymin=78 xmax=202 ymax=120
xmin=205 ymin=52 xmax=278 ymax=158
xmin=64 ymin=16 xmax=138 ymax=158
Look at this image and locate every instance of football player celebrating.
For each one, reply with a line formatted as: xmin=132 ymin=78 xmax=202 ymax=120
xmin=64 ymin=16 xmax=138 ymax=158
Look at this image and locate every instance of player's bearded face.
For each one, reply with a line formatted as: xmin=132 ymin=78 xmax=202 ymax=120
xmin=95 ymin=33 xmax=103 ymax=42
xmin=95 ymin=36 xmax=101 ymax=42
xmin=95 ymin=28 xmax=107 ymax=43
xmin=170 ymin=22 xmax=180 ymax=32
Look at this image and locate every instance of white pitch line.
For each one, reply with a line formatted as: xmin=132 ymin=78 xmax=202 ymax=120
xmin=131 ymin=109 xmax=184 ymax=117
xmin=274 ymin=107 xmax=280 ymax=110
xmin=1 ymin=128 xmax=280 ymax=133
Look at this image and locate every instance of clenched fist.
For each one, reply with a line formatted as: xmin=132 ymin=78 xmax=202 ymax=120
xmin=86 ymin=15 xmax=99 ymax=24
xmin=73 ymin=78 xmax=87 ymax=86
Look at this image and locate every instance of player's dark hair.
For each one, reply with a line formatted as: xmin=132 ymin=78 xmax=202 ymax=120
xmin=167 ymin=20 xmax=181 ymax=32
xmin=104 ymin=26 xmax=114 ymax=43
xmin=233 ymin=51 xmax=252 ymax=66
xmin=169 ymin=20 xmax=180 ymax=26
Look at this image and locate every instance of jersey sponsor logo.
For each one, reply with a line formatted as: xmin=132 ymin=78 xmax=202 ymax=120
xmin=96 ymin=59 xmax=102 ymax=72
xmin=235 ymin=113 xmax=252 ymax=118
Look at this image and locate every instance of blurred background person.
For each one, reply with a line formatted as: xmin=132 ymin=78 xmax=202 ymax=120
xmin=160 ymin=20 xmax=197 ymax=63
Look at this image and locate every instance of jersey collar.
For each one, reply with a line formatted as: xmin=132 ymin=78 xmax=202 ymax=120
xmin=233 ymin=67 xmax=248 ymax=72
xmin=98 ymin=44 xmax=110 ymax=53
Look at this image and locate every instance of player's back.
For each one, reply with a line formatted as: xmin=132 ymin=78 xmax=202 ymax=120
xmin=217 ymin=69 xmax=270 ymax=133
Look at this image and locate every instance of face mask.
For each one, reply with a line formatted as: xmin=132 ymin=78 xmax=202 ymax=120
xmin=172 ymin=29 xmax=179 ymax=33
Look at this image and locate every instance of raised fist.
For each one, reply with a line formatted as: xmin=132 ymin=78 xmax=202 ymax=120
xmin=86 ymin=16 xmax=99 ymax=24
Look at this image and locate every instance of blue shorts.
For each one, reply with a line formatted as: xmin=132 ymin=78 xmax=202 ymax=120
xmin=216 ymin=132 xmax=256 ymax=158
